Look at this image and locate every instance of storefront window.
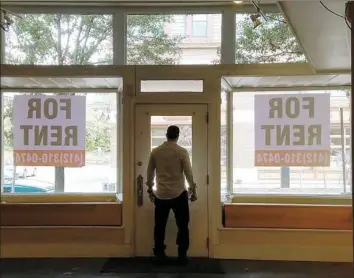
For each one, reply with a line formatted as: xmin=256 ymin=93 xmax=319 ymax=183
xmin=1 ymin=92 xmax=119 ymax=195
xmin=232 ymin=90 xmax=351 ymax=195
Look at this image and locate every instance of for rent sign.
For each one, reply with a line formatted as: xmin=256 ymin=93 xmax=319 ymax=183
xmin=13 ymin=95 xmax=86 ymax=167
xmin=254 ymin=94 xmax=330 ymax=167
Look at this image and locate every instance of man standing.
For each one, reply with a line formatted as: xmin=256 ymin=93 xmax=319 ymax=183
xmin=146 ymin=125 xmax=197 ymax=265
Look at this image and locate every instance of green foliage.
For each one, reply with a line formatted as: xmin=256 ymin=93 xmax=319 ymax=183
xmin=3 ymin=101 xmax=13 ymax=150
xmin=6 ymin=14 xmax=113 ymax=65
xmin=127 ymin=15 xmax=183 ymax=65
xmin=235 ymin=14 xmax=306 ymax=63
xmin=85 ymin=105 xmax=112 ymax=152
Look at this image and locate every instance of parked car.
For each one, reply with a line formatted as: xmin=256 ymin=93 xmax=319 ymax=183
xmin=2 ymin=182 xmax=54 ymax=193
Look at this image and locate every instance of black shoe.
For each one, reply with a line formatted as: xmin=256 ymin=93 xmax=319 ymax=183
xmin=152 ymin=250 xmax=168 ymax=266
xmin=177 ymin=254 xmax=188 ymax=266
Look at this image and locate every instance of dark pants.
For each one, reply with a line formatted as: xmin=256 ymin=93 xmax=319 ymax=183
xmin=154 ymin=190 xmax=190 ymax=256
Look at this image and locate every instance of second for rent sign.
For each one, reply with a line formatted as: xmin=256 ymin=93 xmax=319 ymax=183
xmin=254 ymin=93 xmax=330 ymax=167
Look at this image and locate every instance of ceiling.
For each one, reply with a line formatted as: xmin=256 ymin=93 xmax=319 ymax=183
xmin=1 ymin=0 xmax=276 ymax=6
xmin=279 ymin=1 xmax=351 ymax=72
xmin=225 ymin=74 xmax=351 ymax=90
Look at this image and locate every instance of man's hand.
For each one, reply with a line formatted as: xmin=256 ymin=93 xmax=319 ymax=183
xmin=147 ymin=188 xmax=155 ymax=202
xmin=188 ymin=187 xmax=198 ymax=202
xmin=148 ymin=191 xmax=155 ymax=202
xmin=190 ymin=192 xmax=197 ymax=202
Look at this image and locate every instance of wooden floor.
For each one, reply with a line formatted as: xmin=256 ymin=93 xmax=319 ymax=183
xmin=1 ymin=258 xmax=352 ymax=278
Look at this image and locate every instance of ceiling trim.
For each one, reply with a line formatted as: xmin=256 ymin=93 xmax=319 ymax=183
xmin=1 ymin=3 xmax=279 ymax=13
xmin=0 ymin=87 xmax=119 ymax=92
xmin=1 ymin=63 xmax=350 ymax=79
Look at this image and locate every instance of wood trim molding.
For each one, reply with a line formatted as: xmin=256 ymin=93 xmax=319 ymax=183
xmin=231 ymin=195 xmax=352 ymax=205
xmin=214 ymin=228 xmax=353 ymax=262
xmin=1 ymin=203 xmax=122 ymax=226
xmin=1 ymin=226 xmax=130 ymax=258
xmin=224 ymin=204 xmax=352 ymax=230
xmin=1 ymin=193 xmax=120 ymax=203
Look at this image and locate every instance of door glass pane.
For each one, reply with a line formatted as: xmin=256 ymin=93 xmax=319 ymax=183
xmin=151 ymin=116 xmax=192 ymax=190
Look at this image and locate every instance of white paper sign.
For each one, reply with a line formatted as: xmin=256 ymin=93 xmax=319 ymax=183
xmin=254 ymin=93 xmax=330 ymax=166
xmin=13 ymin=95 xmax=86 ymax=167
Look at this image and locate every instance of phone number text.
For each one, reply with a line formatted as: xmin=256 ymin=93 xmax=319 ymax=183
xmin=255 ymin=150 xmax=330 ymax=167
xmin=14 ymin=151 xmax=85 ymax=167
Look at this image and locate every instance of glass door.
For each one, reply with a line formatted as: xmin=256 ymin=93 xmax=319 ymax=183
xmin=134 ymin=104 xmax=208 ymax=257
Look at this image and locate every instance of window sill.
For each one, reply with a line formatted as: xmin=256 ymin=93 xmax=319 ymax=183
xmin=1 ymin=192 xmax=121 ymax=203
xmin=230 ymin=194 xmax=352 ymax=205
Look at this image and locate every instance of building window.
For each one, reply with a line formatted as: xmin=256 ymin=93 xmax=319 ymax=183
xmin=192 ymin=14 xmax=207 ymax=37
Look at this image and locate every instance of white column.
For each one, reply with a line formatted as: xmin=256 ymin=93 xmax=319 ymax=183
xmin=220 ymin=10 xmax=236 ymax=64
xmin=112 ymin=11 xmax=127 ymax=195
xmin=221 ymin=10 xmax=235 ymax=196
xmin=113 ymin=11 xmax=127 ymax=65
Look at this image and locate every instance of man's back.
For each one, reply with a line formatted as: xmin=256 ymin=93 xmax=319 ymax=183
xmin=147 ymin=141 xmax=193 ymax=199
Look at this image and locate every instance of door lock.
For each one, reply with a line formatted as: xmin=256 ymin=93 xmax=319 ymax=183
xmin=137 ymin=174 xmax=144 ymax=207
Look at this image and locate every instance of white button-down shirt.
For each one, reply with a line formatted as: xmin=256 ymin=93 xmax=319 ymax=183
xmin=146 ymin=141 xmax=195 ymax=199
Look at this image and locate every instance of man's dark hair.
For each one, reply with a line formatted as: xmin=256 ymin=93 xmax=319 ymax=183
xmin=166 ymin=125 xmax=180 ymax=140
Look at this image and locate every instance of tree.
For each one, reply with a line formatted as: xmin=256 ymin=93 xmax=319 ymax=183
xmin=235 ymin=14 xmax=306 ymax=63
xmin=213 ymin=13 xmax=306 ymax=64
xmin=3 ymin=13 xmax=183 ymax=190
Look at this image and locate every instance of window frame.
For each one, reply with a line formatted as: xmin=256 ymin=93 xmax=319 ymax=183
xmin=229 ymin=87 xmax=352 ymax=200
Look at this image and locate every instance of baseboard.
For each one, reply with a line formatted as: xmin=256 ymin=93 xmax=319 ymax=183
xmin=211 ymin=228 xmax=353 ymax=262
xmin=1 ymin=243 xmax=133 ymax=258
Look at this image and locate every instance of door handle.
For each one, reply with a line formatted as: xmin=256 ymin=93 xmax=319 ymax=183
xmin=137 ymin=174 xmax=144 ymax=207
